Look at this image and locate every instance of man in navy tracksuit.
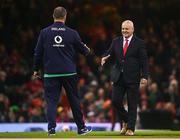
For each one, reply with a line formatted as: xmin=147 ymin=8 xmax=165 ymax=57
xmin=33 ymin=6 xmax=92 ymax=136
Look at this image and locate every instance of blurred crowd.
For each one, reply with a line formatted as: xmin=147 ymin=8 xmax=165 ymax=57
xmin=0 ymin=0 xmax=179 ymax=128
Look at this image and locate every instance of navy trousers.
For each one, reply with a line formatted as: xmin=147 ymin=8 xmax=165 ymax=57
xmin=43 ymin=75 xmax=85 ymax=130
xmin=111 ymin=74 xmax=139 ymax=131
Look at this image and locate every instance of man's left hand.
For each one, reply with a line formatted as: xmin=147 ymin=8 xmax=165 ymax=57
xmin=32 ymin=71 xmax=41 ymax=80
xmin=140 ymin=78 xmax=148 ymax=88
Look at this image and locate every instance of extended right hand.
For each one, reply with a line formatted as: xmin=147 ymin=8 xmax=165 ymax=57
xmin=101 ymin=55 xmax=110 ymax=66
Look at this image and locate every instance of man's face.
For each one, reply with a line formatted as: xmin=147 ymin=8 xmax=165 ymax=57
xmin=121 ymin=22 xmax=134 ymax=38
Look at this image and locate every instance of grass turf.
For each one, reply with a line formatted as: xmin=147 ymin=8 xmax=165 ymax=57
xmin=0 ymin=131 xmax=180 ymax=138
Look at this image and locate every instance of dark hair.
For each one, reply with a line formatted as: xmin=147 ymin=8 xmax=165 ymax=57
xmin=53 ymin=6 xmax=67 ymax=19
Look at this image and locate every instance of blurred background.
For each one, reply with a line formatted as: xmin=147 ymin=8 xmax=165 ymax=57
xmin=0 ymin=0 xmax=180 ymax=131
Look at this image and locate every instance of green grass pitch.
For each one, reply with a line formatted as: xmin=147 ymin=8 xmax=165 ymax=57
xmin=0 ymin=131 xmax=180 ymax=138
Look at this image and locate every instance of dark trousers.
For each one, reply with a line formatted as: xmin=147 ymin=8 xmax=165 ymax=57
xmin=111 ymin=74 xmax=139 ymax=131
xmin=43 ymin=75 xmax=84 ymax=130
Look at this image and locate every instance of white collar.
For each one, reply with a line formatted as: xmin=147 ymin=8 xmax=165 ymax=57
xmin=123 ymin=35 xmax=133 ymax=42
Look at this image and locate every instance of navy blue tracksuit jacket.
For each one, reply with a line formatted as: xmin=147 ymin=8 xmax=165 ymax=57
xmin=33 ymin=22 xmax=90 ymax=74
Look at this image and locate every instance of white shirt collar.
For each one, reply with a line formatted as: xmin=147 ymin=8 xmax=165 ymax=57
xmin=123 ymin=35 xmax=133 ymax=42
xmin=123 ymin=35 xmax=133 ymax=47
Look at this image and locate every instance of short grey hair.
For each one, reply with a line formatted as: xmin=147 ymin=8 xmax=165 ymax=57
xmin=53 ymin=6 xmax=67 ymax=19
xmin=122 ymin=20 xmax=134 ymax=28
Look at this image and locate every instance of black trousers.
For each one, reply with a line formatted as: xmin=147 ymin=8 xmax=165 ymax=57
xmin=111 ymin=74 xmax=139 ymax=131
xmin=43 ymin=75 xmax=85 ymax=130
